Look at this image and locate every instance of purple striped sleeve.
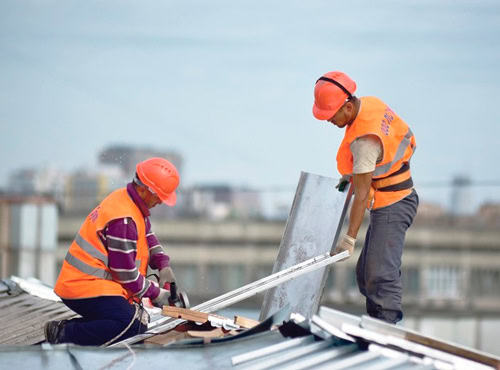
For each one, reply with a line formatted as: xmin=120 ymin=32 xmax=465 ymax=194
xmin=104 ymin=218 xmax=160 ymax=299
xmin=145 ymin=217 xmax=171 ymax=270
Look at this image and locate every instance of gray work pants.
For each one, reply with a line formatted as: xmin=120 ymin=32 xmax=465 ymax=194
xmin=356 ymin=189 xmax=419 ymax=324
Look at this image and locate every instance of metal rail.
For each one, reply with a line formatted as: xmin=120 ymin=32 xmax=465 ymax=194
xmin=112 ymin=250 xmax=349 ymax=346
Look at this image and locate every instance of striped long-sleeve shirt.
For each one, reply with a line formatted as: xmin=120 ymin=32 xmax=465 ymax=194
xmin=97 ymin=183 xmax=170 ymax=300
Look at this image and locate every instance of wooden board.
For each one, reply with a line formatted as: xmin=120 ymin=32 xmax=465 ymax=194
xmin=162 ymin=306 xmax=209 ymax=323
xmin=234 ymin=315 xmax=260 ymax=329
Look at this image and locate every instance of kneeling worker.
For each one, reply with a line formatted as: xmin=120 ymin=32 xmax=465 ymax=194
xmin=45 ymin=158 xmax=180 ymax=345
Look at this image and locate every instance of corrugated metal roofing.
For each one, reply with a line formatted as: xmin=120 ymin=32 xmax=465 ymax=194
xmin=0 ymin=328 xmax=478 ymax=370
xmin=1 ymin=277 xmax=499 ymax=370
xmin=0 ymin=277 xmax=78 ymax=345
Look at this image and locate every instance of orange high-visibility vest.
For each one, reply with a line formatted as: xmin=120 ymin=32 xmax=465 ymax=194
xmin=54 ymin=188 xmax=149 ymax=300
xmin=337 ymin=96 xmax=416 ymax=210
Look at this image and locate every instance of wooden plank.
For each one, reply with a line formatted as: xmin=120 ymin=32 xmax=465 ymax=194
xmin=116 ymin=251 xmax=348 ymax=346
xmin=144 ymin=330 xmax=191 ymax=345
xmin=162 ymin=306 xmax=209 ymax=323
xmin=234 ymin=315 xmax=260 ymax=329
xmin=187 ymin=328 xmax=225 ymax=338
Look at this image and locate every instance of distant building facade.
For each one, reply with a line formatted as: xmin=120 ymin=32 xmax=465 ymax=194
xmin=477 ymin=202 xmax=500 ymax=226
xmin=180 ymin=185 xmax=262 ymax=220
xmin=450 ymin=175 xmax=473 ymax=215
xmin=63 ymin=166 xmax=127 ymax=215
xmin=7 ymin=167 xmax=66 ymax=204
xmin=99 ymin=145 xmax=183 ymax=178
xmin=0 ymin=196 xmax=58 ymax=286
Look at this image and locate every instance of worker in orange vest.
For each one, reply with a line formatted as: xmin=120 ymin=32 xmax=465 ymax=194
xmin=313 ymin=71 xmax=419 ymax=324
xmin=45 ymin=158 xmax=181 ymax=345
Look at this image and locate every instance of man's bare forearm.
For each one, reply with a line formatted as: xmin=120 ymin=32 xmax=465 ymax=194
xmin=347 ymin=171 xmax=373 ymax=239
xmin=347 ymin=195 xmax=368 ymax=239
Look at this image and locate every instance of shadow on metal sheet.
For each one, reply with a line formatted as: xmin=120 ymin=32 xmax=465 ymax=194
xmin=166 ymin=304 xmax=292 ymax=347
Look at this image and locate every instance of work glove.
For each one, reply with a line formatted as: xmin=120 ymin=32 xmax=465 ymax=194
xmin=158 ymin=267 xmax=176 ymax=288
xmin=333 ymin=235 xmax=356 ymax=260
xmin=335 ymin=175 xmax=350 ymax=192
xmin=152 ymin=288 xmax=171 ymax=308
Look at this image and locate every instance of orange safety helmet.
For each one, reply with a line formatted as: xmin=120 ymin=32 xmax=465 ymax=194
xmin=136 ymin=158 xmax=180 ymax=206
xmin=312 ymin=71 xmax=357 ymax=120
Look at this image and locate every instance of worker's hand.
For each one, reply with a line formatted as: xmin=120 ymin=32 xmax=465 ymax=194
xmin=158 ymin=267 xmax=176 ymax=288
xmin=333 ymin=235 xmax=356 ymax=260
xmin=335 ymin=175 xmax=350 ymax=192
xmin=152 ymin=288 xmax=171 ymax=308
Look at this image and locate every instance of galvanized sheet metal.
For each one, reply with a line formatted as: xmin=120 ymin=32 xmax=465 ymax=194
xmin=0 ymin=279 xmax=78 ymax=346
xmin=259 ymin=172 xmax=352 ymax=321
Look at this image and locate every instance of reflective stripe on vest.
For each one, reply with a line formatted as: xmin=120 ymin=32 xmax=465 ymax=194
xmin=373 ymin=128 xmax=414 ymax=177
xmin=68 ymin=233 xmax=142 ymax=279
xmin=54 ymin=188 xmax=149 ymax=300
xmin=64 ymin=252 xmax=112 ymax=280
xmin=75 ymin=233 xmax=108 ymax=265
xmin=336 ymin=97 xmax=416 ymax=210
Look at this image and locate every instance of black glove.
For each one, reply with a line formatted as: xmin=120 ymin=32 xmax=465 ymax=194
xmin=335 ymin=175 xmax=350 ymax=192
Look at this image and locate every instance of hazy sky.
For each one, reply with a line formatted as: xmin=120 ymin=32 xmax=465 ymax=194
xmin=1 ymin=0 xmax=500 ymax=209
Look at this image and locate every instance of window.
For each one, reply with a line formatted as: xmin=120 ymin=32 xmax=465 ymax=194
xmin=425 ymin=266 xmax=463 ymax=299
xmin=470 ymin=269 xmax=500 ymax=298
xmin=403 ymin=267 xmax=420 ymax=296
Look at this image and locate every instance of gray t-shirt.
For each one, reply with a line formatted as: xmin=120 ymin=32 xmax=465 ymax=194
xmin=350 ymin=135 xmax=383 ymax=174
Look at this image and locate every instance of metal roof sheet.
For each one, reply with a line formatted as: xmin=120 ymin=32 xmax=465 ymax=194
xmin=1 ymin=277 xmax=499 ymax=370
xmin=0 ymin=277 xmax=78 ymax=346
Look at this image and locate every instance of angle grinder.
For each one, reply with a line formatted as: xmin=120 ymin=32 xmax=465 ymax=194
xmin=167 ymin=282 xmax=190 ymax=309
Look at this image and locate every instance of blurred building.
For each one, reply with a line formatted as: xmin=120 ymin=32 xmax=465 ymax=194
xmin=62 ymin=144 xmax=184 ymax=215
xmin=99 ymin=145 xmax=183 ymax=178
xmin=63 ymin=166 xmax=127 ymax=215
xmin=0 ymin=196 xmax=58 ymax=286
xmin=450 ymin=175 xmax=473 ymax=215
xmin=50 ymin=197 xmax=500 ymax=355
xmin=414 ymin=201 xmax=446 ymax=220
xmin=7 ymin=167 xmax=66 ymax=204
xmin=477 ymin=202 xmax=500 ymax=227
xmin=181 ymin=185 xmax=262 ymax=220
xmin=259 ymin=189 xmax=295 ymax=221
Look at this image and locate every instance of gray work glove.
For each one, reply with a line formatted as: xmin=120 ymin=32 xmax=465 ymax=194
xmin=152 ymin=288 xmax=171 ymax=308
xmin=335 ymin=175 xmax=350 ymax=192
xmin=334 ymin=235 xmax=356 ymax=260
xmin=158 ymin=267 xmax=176 ymax=288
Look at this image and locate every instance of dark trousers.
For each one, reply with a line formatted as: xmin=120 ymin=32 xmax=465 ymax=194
xmin=61 ymin=296 xmax=147 ymax=346
xmin=356 ymin=190 xmax=419 ymax=324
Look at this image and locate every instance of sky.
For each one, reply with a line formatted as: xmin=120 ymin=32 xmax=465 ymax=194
xmin=1 ymin=0 xmax=500 ymax=211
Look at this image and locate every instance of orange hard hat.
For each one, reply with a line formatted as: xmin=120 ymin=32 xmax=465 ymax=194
xmin=312 ymin=71 xmax=357 ymax=120
xmin=136 ymin=158 xmax=180 ymax=206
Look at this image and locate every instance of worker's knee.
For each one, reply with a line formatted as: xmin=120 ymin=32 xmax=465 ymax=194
xmin=364 ymin=269 xmax=402 ymax=310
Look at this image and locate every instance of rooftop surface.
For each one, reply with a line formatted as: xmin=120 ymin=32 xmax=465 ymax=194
xmin=1 ymin=277 xmax=499 ymax=370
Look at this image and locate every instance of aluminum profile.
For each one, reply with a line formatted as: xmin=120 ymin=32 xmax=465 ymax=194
xmin=115 ymin=250 xmax=349 ymax=346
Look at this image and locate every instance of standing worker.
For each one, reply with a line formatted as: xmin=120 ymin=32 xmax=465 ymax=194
xmin=45 ymin=158 xmax=180 ymax=345
xmin=312 ymin=71 xmax=419 ymax=324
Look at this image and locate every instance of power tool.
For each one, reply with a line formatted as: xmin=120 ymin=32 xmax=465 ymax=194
xmin=167 ymin=282 xmax=190 ymax=309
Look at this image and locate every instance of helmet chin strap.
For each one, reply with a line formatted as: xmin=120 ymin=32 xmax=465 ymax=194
xmin=316 ymin=77 xmax=353 ymax=99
